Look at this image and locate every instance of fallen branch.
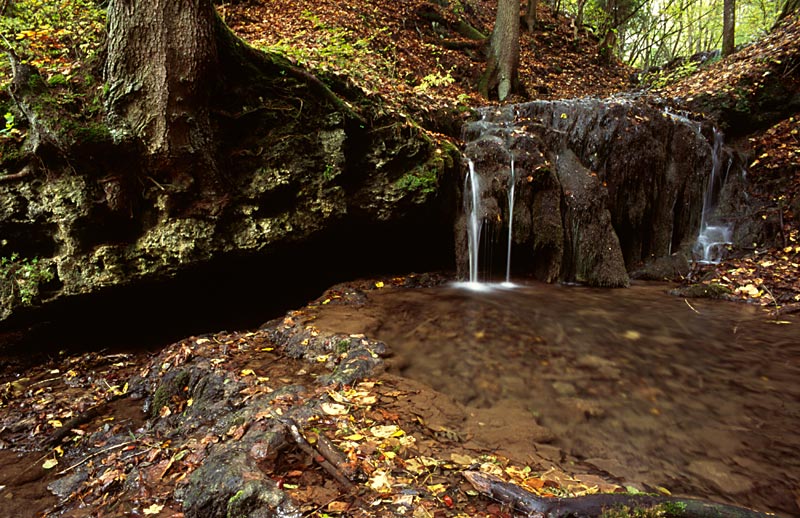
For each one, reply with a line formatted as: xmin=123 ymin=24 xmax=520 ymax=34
xmin=280 ymin=417 xmax=355 ymax=491
xmin=463 ymin=471 xmax=773 ymax=518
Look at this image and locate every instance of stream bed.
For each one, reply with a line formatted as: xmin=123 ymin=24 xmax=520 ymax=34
xmin=313 ymin=280 xmax=800 ymax=516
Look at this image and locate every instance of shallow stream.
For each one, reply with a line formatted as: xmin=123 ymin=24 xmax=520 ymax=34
xmin=315 ymin=281 xmax=799 ymax=516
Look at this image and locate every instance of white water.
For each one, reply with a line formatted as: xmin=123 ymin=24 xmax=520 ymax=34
xmin=462 ymin=156 xmax=518 ymax=290
xmin=505 ymin=156 xmax=516 ymax=284
xmin=465 ymin=159 xmax=483 ymax=284
xmin=695 ymin=129 xmax=733 ymax=264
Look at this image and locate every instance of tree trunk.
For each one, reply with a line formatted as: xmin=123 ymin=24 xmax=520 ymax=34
xmin=523 ymin=0 xmax=538 ymax=32
xmin=105 ymin=0 xmax=223 ymax=204
xmin=722 ymin=0 xmax=736 ymax=56
xmin=478 ymin=0 xmax=521 ymax=101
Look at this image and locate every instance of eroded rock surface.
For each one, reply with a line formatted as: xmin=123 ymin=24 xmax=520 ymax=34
xmin=458 ymin=98 xmax=751 ymax=286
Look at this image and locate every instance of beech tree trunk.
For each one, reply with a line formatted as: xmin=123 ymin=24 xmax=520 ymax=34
xmin=523 ymin=0 xmax=538 ymax=32
xmin=479 ymin=0 xmax=521 ymax=101
xmin=105 ymin=0 xmax=223 ymax=202
xmin=722 ymin=0 xmax=736 ymax=56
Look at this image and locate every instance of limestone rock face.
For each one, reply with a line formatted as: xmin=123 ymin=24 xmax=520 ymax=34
xmin=0 ymin=108 xmax=459 ymax=325
xmin=458 ymin=98 xmax=747 ymax=287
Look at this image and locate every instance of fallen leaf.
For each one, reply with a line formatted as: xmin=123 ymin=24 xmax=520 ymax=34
xmin=42 ymin=458 xmax=58 ymax=469
xmin=143 ymin=503 xmax=164 ymax=515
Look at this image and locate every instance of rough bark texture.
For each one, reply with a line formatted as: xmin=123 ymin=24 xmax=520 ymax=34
xmin=105 ymin=0 xmax=222 ymax=201
xmin=479 ymin=0 xmax=520 ymax=101
xmin=458 ymin=98 xmax=754 ymax=286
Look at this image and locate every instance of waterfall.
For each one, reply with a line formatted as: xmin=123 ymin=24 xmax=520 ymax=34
xmin=465 ymin=159 xmax=483 ymax=284
xmin=503 ymin=156 xmax=516 ymax=286
xmin=694 ymin=129 xmax=733 ymax=264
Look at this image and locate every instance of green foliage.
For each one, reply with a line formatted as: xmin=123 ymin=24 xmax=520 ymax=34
xmin=641 ymin=60 xmax=699 ymax=88
xmin=415 ymin=65 xmax=455 ymax=93
xmin=0 ymin=0 xmax=106 ymax=83
xmin=1 ymin=111 xmax=16 ymax=136
xmin=0 ymin=253 xmax=55 ymax=306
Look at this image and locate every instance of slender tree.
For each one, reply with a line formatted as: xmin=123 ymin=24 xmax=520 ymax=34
xmin=722 ymin=0 xmax=736 ymax=55
xmin=478 ymin=0 xmax=521 ymax=101
xmin=523 ymin=0 xmax=539 ymax=31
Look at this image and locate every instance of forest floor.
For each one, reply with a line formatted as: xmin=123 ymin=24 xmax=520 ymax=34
xmin=1 ymin=0 xmax=799 ymax=517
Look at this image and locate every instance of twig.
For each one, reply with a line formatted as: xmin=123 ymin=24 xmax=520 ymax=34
xmin=684 ymin=298 xmax=700 ymax=314
xmin=280 ymin=418 xmax=355 ymax=491
xmin=0 ymin=169 xmax=31 ymax=183
xmin=56 ymin=440 xmax=136 ymax=475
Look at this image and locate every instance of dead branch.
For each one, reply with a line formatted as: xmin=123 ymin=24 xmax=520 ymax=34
xmin=463 ymin=471 xmax=773 ymax=518
xmin=280 ymin=417 xmax=355 ymax=491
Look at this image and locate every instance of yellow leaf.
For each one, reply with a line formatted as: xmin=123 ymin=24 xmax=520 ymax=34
xmin=560 ymin=113 xmax=568 ymax=119
xmin=375 ymin=281 xmax=385 ymax=288
xmin=343 ymin=433 xmax=364 ymax=441
xmin=48 ymin=419 xmax=63 ymax=428
xmin=143 ymin=503 xmax=164 ymax=515
xmin=623 ymin=330 xmax=641 ymax=340
xmin=321 ymin=402 xmax=349 ymax=415
xmin=240 ymin=369 xmax=255 ymax=376
xmin=369 ymin=470 xmax=393 ymax=493
xmin=42 ymin=458 xmax=58 ymax=469
xmin=370 ymin=424 xmax=401 ymax=438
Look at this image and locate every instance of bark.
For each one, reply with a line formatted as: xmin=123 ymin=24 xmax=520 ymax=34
xmin=523 ymin=0 xmax=538 ymax=32
xmin=464 ymin=471 xmax=775 ymax=518
xmin=105 ymin=0 xmax=222 ymax=199
xmin=722 ymin=0 xmax=736 ymax=57
xmin=478 ymin=0 xmax=521 ymax=101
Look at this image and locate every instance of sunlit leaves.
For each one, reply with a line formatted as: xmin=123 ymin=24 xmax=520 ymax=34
xmin=0 ymin=0 xmax=106 ymax=81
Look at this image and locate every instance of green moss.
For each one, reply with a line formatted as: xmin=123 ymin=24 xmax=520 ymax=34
xmin=395 ymin=166 xmax=438 ymax=194
xmin=72 ymin=122 xmax=112 ymax=144
xmin=150 ymin=369 xmax=192 ymax=417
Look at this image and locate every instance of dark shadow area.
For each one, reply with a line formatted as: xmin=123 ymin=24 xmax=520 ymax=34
xmin=0 ymin=218 xmax=455 ymax=361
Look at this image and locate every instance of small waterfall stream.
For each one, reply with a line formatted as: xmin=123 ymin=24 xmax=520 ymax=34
xmin=504 ymin=156 xmax=516 ymax=286
xmin=464 ymin=159 xmax=483 ymax=285
xmin=694 ymin=128 xmax=733 ymax=263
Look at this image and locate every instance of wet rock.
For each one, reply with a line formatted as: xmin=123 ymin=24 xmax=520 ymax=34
xmin=0 ymin=100 xmax=460 ymax=327
xmin=47 ymin=470 xmax=88 ymax=500
xmin=180 ymin=446 xmax=301 ymax=518
xmin=458 ymin=98 xmax=751 ymax=286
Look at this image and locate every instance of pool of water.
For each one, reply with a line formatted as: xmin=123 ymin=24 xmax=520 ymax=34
xmin=318 ymin=281 xmax=800 ymax=516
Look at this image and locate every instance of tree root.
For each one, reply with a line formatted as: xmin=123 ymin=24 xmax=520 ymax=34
xmin=463 ymin=471 xmax=774 ymax=518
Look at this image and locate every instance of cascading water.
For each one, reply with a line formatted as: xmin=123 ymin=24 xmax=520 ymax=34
xmin=694 ymin=129 xmax=733 ymax=264
xmin=503 ymin=156 xmax=516 ymax=286
xmin=465 ymin=159 xmax=483 ymax=285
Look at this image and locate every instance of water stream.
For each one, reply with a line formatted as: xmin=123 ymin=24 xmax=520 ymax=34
xmin=319 ymin=282 xmax=799 ymax=516
xmin=695 ymin=128 xmax=734 ymax=263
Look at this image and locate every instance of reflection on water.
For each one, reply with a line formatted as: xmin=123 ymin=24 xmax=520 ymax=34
xmin=370 ymin=281 xmax=799 ymax=517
